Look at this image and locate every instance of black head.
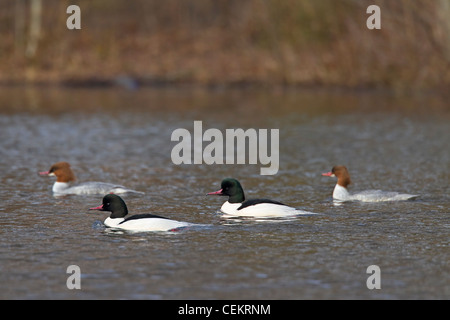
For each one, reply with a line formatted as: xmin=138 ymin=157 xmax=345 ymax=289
xmin=89 ymin=194 xmax=128 ymax=219
xmin=207 ymin=178 xmax=245 ymax=203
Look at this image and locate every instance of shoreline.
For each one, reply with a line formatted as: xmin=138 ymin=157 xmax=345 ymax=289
xmin=0 ymin=77 xmax=447 ymax=98
xmin=3 ymin=1 xmax=449 ymax=96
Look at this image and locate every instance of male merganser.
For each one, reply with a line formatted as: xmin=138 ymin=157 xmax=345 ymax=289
xmin=207 ymin=178 xmax=315 ymax=217
xmin=322 ymin=165 xmax=418 ymax=202
xmin=89 ymin=194 xmax=192 ymax=232
xmin=39 ymin=162 xmax=144 ymax=195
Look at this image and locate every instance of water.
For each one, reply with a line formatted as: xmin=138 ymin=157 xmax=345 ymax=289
xmin=0 ymin=86 xmax=448 ymax=299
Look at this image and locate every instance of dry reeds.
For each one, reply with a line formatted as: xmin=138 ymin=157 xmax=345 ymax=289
xmin=1 ymin=0 xmax=449 ymax=89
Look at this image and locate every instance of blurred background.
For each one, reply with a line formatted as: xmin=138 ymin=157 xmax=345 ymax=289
xmin=1 ymin=1 xmax=449 ymax=300
xmin=1 ymin=0 xmax=450 ymax=89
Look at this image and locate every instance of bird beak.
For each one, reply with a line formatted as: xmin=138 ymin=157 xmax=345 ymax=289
xmin=207 ymin=189 xmax=224 ymax=196
xmin=89 ymin=204 xmax=104 ymax=211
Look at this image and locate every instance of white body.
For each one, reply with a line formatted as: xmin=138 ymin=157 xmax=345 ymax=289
xmin=52 ymin=181 xmax=143 ymax=195
xmin=332 ymin=184 xmax=418 ymax=202
xmin=104 ymin=217 xmax=192 ymax=232
xmin=220 ymin=201 xmax=315 ymax=217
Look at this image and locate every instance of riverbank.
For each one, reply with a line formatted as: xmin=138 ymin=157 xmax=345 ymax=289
xmin=2 ymin=0 xmax=449 ymax=90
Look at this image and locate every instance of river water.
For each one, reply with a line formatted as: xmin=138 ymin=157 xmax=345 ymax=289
xmin=0 ymin=86 xmax=448 ymax=299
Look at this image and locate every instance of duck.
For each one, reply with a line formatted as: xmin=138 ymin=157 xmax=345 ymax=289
xmin=39 ymin=162 xmax=144 ymax=195
xmin=322 ymin=165 xmax=418 ymax=202
xmin=89 ymin=194 xmax=192 ymax=232
xmin=207 ymin=178 xmax=315 ymax=217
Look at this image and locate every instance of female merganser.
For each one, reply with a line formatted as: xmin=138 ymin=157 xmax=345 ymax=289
xmin=322 ymin=165 xmax=418 ymax=202
xmin=89 ymin=194 xmax=192 ymax=232
xmin=207 ymin=178 xmax=315 ymax=217
xmin=39 ymin=161 xmax=144 ymax=195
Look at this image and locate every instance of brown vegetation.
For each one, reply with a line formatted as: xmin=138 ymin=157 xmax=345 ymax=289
xmin=1 ymin=0 xmax=450 ymax=89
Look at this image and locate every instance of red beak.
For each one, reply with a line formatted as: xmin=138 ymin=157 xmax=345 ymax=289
xmin=89 ymin=204 xmax=104 ymax=211
xmin=39 ymin=171 xmax=50 ymax=176
xmin=322 ymin=171 xmax=333 ymax=176
xmin=207 ymin=189 xmax=224 ymax=196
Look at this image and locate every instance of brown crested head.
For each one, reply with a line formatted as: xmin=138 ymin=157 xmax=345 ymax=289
xmin=48 ymin=162 xmax=76 ymax=183
xmin=332 ymin=165 xmax=351 ymax=188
